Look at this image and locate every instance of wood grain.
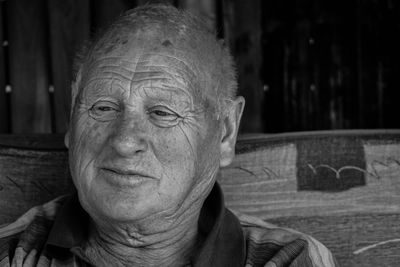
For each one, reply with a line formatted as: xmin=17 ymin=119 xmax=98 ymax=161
xmin=91 ymin=0 xmax=136 ymax=31
xmin=6 ymin=0 xmax=51 ymax=133
xmin=0 ymin=2 xmax=8 ymax=133
xmin=47 ymin=0 xmax=91 ymax=133
xmin=7 ymin=0 xmax=51 ymax=133
xmin=224 ymin=0 xmax=263 ymax=132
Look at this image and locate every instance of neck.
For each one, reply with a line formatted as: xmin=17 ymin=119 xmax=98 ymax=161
xmin=78 ymin=205 xmax=203 ymax=267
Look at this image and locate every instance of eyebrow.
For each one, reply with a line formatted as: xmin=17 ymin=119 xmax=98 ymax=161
xmin=141 ymin=85 xmax=194 ymax=104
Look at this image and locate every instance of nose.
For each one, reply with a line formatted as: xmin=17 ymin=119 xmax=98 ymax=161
xmin=110 ymin=115 xmax=148 ymax=157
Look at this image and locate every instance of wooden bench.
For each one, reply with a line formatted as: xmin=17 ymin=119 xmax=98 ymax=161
xmin=1 ymin=130 xmax=400 ymax=266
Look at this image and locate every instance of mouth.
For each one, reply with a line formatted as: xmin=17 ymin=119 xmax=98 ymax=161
xmin=99 ymin=167 xmax=154 ymax=186
xmin=102 ymin=167 xmax=152 ymax=177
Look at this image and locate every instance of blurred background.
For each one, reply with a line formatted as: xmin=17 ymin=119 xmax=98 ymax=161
xmin=0 ymin=0 xmax=399 ymax=134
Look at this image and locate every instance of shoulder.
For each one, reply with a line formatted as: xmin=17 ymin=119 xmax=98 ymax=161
xmin=0 ymin=195 xmax=69 ymax=266
xmin=1 ymin=195 xmax=68 ymax=238
xmin=232 ymin=210 xmax=337 ymax=267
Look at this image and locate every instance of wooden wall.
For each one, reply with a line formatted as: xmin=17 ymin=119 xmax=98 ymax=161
xmin=261 ymin=0 xmax=400 ymax=132
xmin=0 ymin=0 xmax=399 ymax=134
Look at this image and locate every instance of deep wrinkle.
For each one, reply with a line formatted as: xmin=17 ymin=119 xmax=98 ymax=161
xmin=131 ymin=55 xmax=198 ymax=98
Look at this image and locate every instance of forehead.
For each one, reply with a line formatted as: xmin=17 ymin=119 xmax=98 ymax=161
xmin=80 ymin=32 xmax=209 ymax=101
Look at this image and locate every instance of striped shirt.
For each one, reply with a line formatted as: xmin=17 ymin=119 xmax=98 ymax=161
xmin=0 ymin=183 xmax=336 ymax=266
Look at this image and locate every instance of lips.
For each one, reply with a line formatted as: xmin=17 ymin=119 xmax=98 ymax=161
xmin=101 ymin=167 xmax=152 ymax=177
xmin=99 ymin=166 xmax=155 ymax=187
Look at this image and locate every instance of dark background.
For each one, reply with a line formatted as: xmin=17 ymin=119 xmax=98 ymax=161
xmin=0 ymin=0 xmax=399 ymax=134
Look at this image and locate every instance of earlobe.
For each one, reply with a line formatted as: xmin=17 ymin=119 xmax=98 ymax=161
xmin=64 ymin=130 xmax=70 ymax=149
xmin=220 ymin=96 xmax=245 ymax=167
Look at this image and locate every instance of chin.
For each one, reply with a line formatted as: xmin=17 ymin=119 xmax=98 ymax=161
xmin=85 ymin=190 xmax=162 ymax=223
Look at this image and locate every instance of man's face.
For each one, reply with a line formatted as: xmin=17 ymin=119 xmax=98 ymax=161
xmin=67 ymin=35 xmax=222 ymax=223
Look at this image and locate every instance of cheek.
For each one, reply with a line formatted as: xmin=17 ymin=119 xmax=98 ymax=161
xmin=150 ymin=128 xmax=197 ymax=197
xmin=69 ymin=115 xmax=110 ymax=186
xmin=193 ymin=118 xmax=222 ymax=179
xmin=154 ymin=129 xmax=196 ymax=173
xmin=153 ymin=121 xmax=218 ymax=194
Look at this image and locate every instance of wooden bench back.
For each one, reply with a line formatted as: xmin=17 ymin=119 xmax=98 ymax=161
xmin=1 ymin=130 xmax=400 ymax=267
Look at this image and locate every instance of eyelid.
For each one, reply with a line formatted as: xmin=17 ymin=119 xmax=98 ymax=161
xmin=89 ymin=100 xmax=120 ymax=121
xmin=98 ymin=99 xmax=118 ymax=105
xmin=147 ymin=105 xmax=183 ymax=128
xmin=90 ymin=100 xmax=119 ymax=109
xmin=148 ymin=105 xmax=180 ymax=116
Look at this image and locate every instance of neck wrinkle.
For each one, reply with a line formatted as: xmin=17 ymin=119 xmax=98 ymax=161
xmin=81 ymin=202 xmax=202 ymax=266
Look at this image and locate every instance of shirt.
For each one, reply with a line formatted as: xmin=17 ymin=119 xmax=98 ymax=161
xmin=0 ymin=183 xmax=337 ymax=266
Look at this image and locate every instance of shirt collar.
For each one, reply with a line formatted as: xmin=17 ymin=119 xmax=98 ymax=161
xmin=46 ymin=183 xmax=245 ymax=266
xmin=46 ymin=193 xmax=87 ymax=249
xmin=192 ymin=183 xmax=246 ymax=267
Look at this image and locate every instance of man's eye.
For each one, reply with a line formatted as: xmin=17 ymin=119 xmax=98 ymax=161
xmin=89 ymin=101 xmax=120 ymax=121
xmin=153 ymin=110 xmax=170 ymax=117
xmin=148 ymin=106 xmax=181 ymax=125
xmin=96 ymin=106 xmax=114 ymax=112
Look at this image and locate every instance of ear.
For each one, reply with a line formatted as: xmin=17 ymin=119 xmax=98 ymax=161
xmin=70 ymin=69 xmax=82 ymax=117
xmin=64 ymin=130 xmax=70 ymax=149
xmin=219 ymin=96 xmax=245 ymax=167
xmin=64 ymin=69 xmax=82 ymax=150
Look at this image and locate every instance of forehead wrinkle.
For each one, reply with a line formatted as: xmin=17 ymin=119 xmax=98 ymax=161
xmin=143 ymin=52 xmax=198 ymax=83
xmin=147 ymin=54 xmax=210 ymax=111
xmin=82 ymin=58 xmax=137 ymax=90
xmin=144 ymin=52 xmax=196 ymax=72
xmin=131 ymin=64 xmax=193 ymax=91
xmin=142 ymin=88 xmax=192 ymax=111
xmin=125 ymin=59 xmax=175 ymax=99
xmin=83 ymin=47 xmax=208 ymax=108
xmin=133 ymin=53 xmax=199 ymax=100
xmin=88 ymin=65 xmax=176 ymax=87
xmin=129 ymin=47 xmax=146 ymax=99
xmin=81 ymin=78 xmax=109 ymax=99
xmin=142 ymin=85 xmax=193 ymax=105
xmin=83 ymin=75 xmax=125 ymax=96
xmin=82 ymin=67 xmax=193 ymax=106
xmin=100 ymin=71 xmax=136 ymax=83
xmin=85 ymin=57 xmax=139 ymax=74
xmin=83 ymin=79 xmax=125 ymax=101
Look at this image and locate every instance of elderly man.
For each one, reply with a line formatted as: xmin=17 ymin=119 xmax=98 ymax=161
xmin=0 ymin=4 xmax=336 ymax=267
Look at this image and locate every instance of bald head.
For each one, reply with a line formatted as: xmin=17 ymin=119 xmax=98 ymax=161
xmin=72 ymin=4 xmax=238 ymax=117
